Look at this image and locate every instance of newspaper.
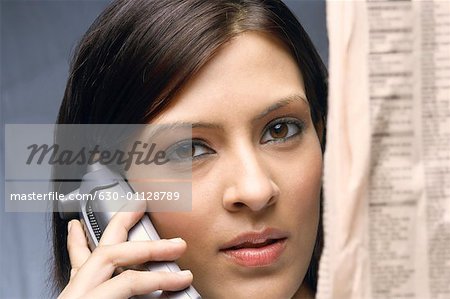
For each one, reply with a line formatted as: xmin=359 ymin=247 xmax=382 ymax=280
xmin=318 ymin=1 xmax=450 ymax=299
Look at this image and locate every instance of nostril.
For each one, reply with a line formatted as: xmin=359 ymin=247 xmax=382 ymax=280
xmin=222 ymin=176 xmax=280 ymax=212
xmin=234 ymin=202 xmax=245 ymax=209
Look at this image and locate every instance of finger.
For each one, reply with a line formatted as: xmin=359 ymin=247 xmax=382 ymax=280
xmin=99 ymin=201 xmax=147 ymax=246
xmin=69 ymin=238 xmax=186 ymax=294
xmin=81 ymin=270 xmax=193 ymax=299
xmin=67 ymin=220 xmax=91 ymax=272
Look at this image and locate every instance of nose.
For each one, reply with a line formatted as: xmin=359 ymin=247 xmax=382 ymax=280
xmin=222 ymin=147 xmax=280 ymax=212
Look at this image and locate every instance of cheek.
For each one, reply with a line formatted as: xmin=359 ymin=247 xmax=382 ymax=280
xmin=148 ymin=205 xmax=209 ymax=240
xmin=275 ymin=138 xmax=323 ymax=239
xmin=278 ymin=136 xmax=323 ymax=206
xmin=281 ymin=141 xmax=323 ymax=271
xmin=285 ymin=152 xmax=322 ymax=212
xmin=148 ymin=187 xmax=219 ymax=276
xmin=147 ymin=186 xmax=218 ymax=245
xmin=146 ymin=166 xmax=221 ymax=237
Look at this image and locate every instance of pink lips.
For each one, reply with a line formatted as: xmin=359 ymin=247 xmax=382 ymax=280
xmin=219 ymin=228 xmax=288 ymax=267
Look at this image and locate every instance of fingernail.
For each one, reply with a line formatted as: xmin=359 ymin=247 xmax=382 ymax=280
xmin=67 ymin=220 xmax=73 ymax=233
xmin=168 ymin=237 xmax=184 ymax=243
xmin=177 ymin=270 xmax=192 ymax=277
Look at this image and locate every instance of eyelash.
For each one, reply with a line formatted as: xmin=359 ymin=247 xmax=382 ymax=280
xmin=165 ymin=117 xmax=305 ymax=162
xmin=165 ymin=139 xmax=213 ymax=163
xmin=260 ymin=117 xmax=305 ymax=144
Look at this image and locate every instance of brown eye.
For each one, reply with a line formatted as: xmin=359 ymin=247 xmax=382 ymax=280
xmin=269 ymin=123 xmax=288 ymax=139
xmin=175 ymin=143 xmax=194 ymax=159
xmin=261 ymin=118 xmax=304 ymax=144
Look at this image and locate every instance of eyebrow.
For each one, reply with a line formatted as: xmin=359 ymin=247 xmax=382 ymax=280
xmin=253 ymin=94 xmax=308 ymax=121
xmin=149 ymin=93 xmax=308 ymax=136
xmin=144 ymin=122 xmax=219 ymax=139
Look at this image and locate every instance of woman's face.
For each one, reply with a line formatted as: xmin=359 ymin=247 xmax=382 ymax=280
xmin=134 ymin=32 xmax=322 ymax=298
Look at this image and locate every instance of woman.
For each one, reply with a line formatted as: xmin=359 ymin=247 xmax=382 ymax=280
xmin=52 ymin=0 xmax=327 ymax=298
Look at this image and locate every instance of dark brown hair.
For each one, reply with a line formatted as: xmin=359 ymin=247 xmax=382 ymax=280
xmin=52 ymin=0 xmax=327 ymax=295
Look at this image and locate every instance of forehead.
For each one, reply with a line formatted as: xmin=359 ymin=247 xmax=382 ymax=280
xmin=154 ymin=31 xmax=307 ymax=124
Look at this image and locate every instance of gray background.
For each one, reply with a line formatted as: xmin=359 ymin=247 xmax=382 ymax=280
xmin=0 ymin=1 xmax=327 ymax=298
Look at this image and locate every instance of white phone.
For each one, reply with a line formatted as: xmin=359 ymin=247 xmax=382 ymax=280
xmin=58 ymin=163 xmax=201 ymax=299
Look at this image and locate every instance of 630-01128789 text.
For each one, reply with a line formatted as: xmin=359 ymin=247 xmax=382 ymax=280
xmin=9 ymin=191 xmax=180 ymax=201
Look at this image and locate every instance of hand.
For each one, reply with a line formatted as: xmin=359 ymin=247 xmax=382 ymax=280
xmin=58 ymin=206 xmax=192 ymax=299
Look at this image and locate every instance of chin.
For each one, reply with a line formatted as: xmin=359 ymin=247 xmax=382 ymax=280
xmin=195 ymin=272 xmax=304 ymax=299
xmin=201 ymin=286 xmax=300 ymax=299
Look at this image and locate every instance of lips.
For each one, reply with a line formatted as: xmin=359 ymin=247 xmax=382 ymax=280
xmin=219 ymin=228 xmax=288 ymax=267
xmin=229 ymin=238 xmax=278 ymax=250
